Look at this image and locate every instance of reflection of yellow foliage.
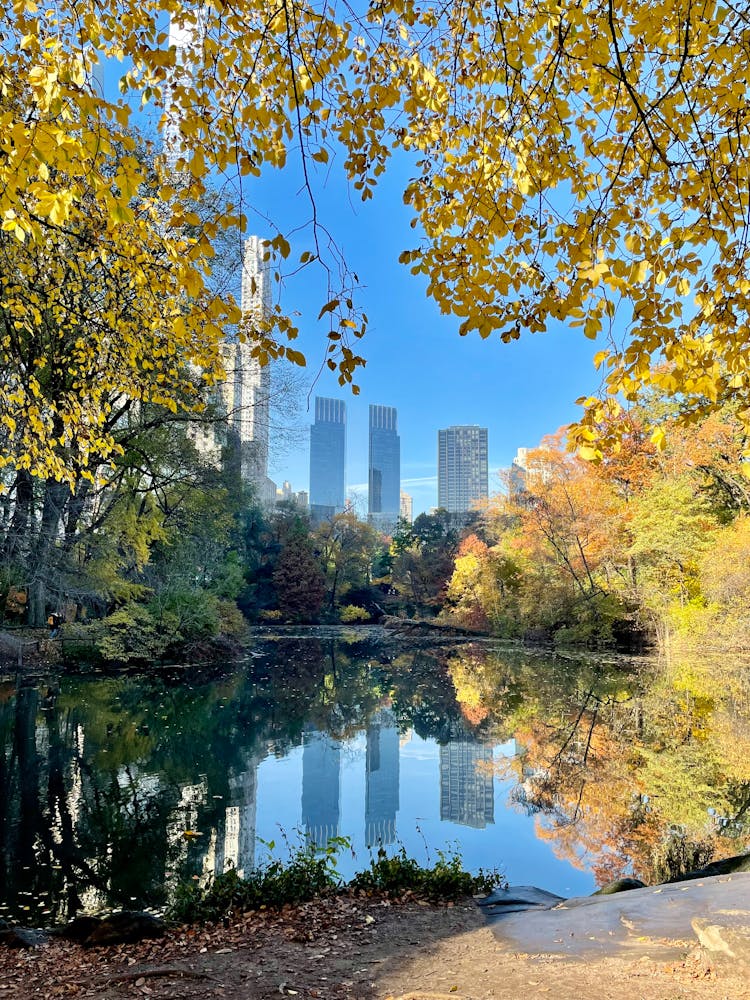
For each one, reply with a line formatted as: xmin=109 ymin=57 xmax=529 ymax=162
xmin=447 ymin=651 xmax=490 ymax=716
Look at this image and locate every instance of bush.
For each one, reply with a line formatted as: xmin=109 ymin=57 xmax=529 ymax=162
xmin=350 ymin=846 xmax=502 ymax=900
xmin=217 ymin=600 xmax=249 ymax=638
xmin=169 ymin=842 xmax=504 ymax=924
xmin=149 ymin=588 xmax=221 ymax=645
xmin=258 ymin=609 xmax=284 ymax=623
xmin=93 ymin=604 xmax=169 ymax=664
xmin=339 ymin=604 xmax=370 ymax=623
xmin=169 ymin=841 xmax=343 ymax=923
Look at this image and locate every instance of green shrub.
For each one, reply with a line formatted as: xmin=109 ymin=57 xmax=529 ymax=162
xmin=350 ymin=846 xmax=502 ymax=900
xmin=93 ymin=604 xmax=169 ymax=664
xmin=169 ymin=840 xmax=343 ymax=923
xmin=169 ymin=841 xmax=504 ymax=924
xmin=217 ymin=600 xmax=248 ymax=638
xmin=339 ymin=604 xmax=370 ymax=623
xmin=258 ymin=609 xmax=284 ymax=622
xmin=149 ymin=588 xmax=221 ymax=644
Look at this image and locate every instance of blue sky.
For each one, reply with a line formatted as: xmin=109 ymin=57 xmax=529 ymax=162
xmin=247 ymin=154 xmax=604 ymax=517
xmin=126 ymin=56 xmax=604 ymax=518
xmin=100 ymin=25 xmax=609 ymax=518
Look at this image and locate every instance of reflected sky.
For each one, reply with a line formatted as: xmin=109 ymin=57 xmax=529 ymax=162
xmin=254 ymin=729 xmax=593 ymax=897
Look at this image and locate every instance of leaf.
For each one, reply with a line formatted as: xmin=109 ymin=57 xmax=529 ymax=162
xmin=317 ymin=299 xmax=339 ymax=320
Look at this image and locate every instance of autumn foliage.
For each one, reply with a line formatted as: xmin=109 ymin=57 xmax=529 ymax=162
xmin=444 ymin=405 xmax=750 ymax=651
xmin=3 ymin=0 xmax=750 ymax=485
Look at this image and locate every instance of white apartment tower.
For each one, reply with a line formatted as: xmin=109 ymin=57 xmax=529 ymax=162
xmin=163 ymin=16 xmax=275 ymax=504
xmin=220 ymin=235 xmax=274 ymax=500
xmin=163 ymin=11 xmax=206 ymax=172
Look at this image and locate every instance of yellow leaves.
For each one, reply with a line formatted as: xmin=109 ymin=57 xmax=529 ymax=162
xmin=592 ymin=350 xmax=610 ymax=372
xmin=318 ymin=299 xmax=339 ymax=320
xmin=579 ymin=260 xmax=609 ymax=285
xmin=3 ymin=0 xmax=749 ymax=480
xmin=285 ymin=348 xmax=306 ymax=367
xmin=182 ymin=267 xmax=204 ymax=299
xmin=630 ymin=260 xmax=650 ymax=284
xmin=189 ymin=147 xmax=206 ymax=178
xmin=650 ymin=427 xmax=667 ymax=452
xmin=1 ymin=210 xmax=31 ymax=243
xmin=35 ymin=189 xmax=74 ymax=226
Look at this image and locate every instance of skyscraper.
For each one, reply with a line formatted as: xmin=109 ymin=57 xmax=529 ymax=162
xmin=219 ymin=236 xmax=275 ymax=503
xmin=437 ymin=425 xmax=489 ymax=515
xmin=399 ymin=490 xmax=413 ymax=524
xmin=369 ymin=405 xmax=400 ymax=533
xmin=162 ymin=11 xmax=207 ymax=173
xmin=309 ymin=397 xmax=346 ymax=524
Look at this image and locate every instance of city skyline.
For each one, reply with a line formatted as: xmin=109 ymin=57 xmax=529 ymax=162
xmin=284 ymin=396 xmax=507 ymax=521
xmin=156 ymin=15 xmax=600 ymax=519
xmin=242 ymin=101 xmax=602 ymax=520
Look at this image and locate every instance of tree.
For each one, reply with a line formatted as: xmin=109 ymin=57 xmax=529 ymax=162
xmin=390 ymin=510 xmax=465 ymax=612
xmin=488 ymin=433 xmax=630 ymax=642
xmin=626 ymin=476 xmax=718 ymax=639
xmin=272 ymin=526 xmax=326 ymax=622
xmin=312 ymin=512 xmax=379 ymax=609
xmin=445 ymin=534 xmax=522 ymax=632
xmin=0 ymin=134 xmax=234 ymax=484
xmin=7 ymin=0 xmax=750 ymax=481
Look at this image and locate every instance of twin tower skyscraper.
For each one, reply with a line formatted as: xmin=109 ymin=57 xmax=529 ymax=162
xmin=309 ymin=398 xmax=401 ymax=530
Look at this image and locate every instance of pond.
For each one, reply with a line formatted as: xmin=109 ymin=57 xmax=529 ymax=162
xmin=2 ymin=627 xmax=749 ymax=925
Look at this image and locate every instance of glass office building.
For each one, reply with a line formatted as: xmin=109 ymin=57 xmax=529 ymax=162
xmin=437 ymin=425 xmax=489 ymax=514
xmin=309 ymin=397 xmax=346 ymax=523
xmin=368 ymin=404 xmax=400 ymax=533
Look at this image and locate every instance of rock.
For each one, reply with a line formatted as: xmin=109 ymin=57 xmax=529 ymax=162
xmin=592 ymin=877 xmax=646 ymax=895
xmin=55 ymin=914 xmax=103 ymax=943
xmin=692 ymin=916 xmax=750 ymax=966
xmin=477 ymin=885 xmax=565 ymax=917
xmin=0 ymin=920 xmax=49 ymax=949
xmin=486 ymin=872 xmax=750 ymax=962
xmin=78 ymin=911 xmax=166 ymax=947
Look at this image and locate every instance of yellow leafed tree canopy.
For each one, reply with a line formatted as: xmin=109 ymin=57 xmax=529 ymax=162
xmin=3 ymin=0 xmax=750 ymax=480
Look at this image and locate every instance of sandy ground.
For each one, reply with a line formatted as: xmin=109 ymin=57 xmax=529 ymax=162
xmin=2 ymin=895 xmax=749 ymax=1000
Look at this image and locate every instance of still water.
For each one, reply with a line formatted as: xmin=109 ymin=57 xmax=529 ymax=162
xmin=2 ymin=628 xmax=748 ymax=924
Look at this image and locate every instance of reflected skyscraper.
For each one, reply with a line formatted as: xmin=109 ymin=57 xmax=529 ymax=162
xmin=194 ymin=750 xmax=259 ymax=880
xmin=302 ymin=730 xmax=342 ymax=847
xmin=222 ymin=760 xmax=258 ymax=878
xmin=309 ymin=397 xmax=346 ymax=524
xmin=365 ymin=708 xmax=400 ymax=846
xmin=439 ymin=725 xmax=494 ymax=829
xmin=368 ymin=404 xmax=400 ymax=533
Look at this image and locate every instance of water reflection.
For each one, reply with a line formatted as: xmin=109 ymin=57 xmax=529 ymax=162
xmin=365 ymin=709 xmax=400 ymax=846
xmin=440 ymin=724 xmax=494 ymax=829
xmin=302 ymin=730 xmax=341 ymax=848
xmin=2 ymin=632 xmax=749 ymax=925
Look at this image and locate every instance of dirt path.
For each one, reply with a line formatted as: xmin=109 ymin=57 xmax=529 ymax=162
xmin=2 ymin=895 xmax=748 ymax=1000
